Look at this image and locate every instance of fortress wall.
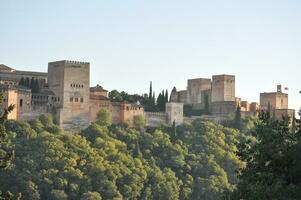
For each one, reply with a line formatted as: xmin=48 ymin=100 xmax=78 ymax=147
xmin=211 ymin=101 xmax=237 ymax=115
xmin=144 ymin=112 xmax=167 ymax=127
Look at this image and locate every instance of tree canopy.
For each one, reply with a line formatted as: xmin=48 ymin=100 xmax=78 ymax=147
xmin=0 ymin=113 xmax=246 ymax=200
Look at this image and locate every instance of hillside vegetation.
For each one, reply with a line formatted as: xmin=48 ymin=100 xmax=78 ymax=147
xmin=0 ymin=114 xmax=246 ymax=200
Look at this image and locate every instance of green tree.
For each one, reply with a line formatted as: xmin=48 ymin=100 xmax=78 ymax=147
xmin=109 ymin=90 xmax=123 ymax=102
xmin=204 ymin=93 xmax=209 ymax=114
xmin=132 ymin=115 xmax=145 ymax=130
xmin=24 ymin=77 xmax=30 ymax=88
xmin=30 ymin=77 xmax=35 ymax=91
xmin=148 ymin=81 xmax=152 ymax=102
xmin=50 ymin=190 xmax=68 ymax=200
xmin=19 ymin=77 xmax=25 ymax=86
xmin=170 ymin=120 xmax=176 ymax=141
xmin=96 ymin=108 xmax=112 ymax=126
xmin=0 ymin=93 xmax=18 ymax=199
xmin=165 ymin=89 xmax=168 ymax=104
xmin=227 ymin=112 xmax=301 ymax=199
xmin=0 ymin=93 xmax=15 ymax=168
xmin=234 ymin=105 xmax=241 ymax=130
xmin=80 ymin=191 xmax=102 ymax=200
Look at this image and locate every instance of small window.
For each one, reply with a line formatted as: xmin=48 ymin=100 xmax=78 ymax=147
xmin=70 ymin=97 xmax=73 ymax=102
xmin=20 ymin=99 xmax=23 ymax=107
xmin=80 ymin=98 xmax=84 ymax=102
xmin=75 ymin=98 xmax=78 ymax=102
xmin=70 ymin=84 xmax=72 ymax=87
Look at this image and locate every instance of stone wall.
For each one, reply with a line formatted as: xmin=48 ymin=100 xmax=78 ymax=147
xmin=144 ymin=112 xmax=167 ymax=127
xmin=211 ymin=101 xmax=237 ymax=115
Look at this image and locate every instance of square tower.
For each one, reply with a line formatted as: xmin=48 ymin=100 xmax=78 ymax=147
xmin=211 ymin=75 xmax=235 ymax=102
xmin=186 ymin=78 xmax=211 ymax=109
xmin=48 ymin=60 xmax=90 ymax=131
xmin=166 ymin=102 xmax=183 ymax=125
xmin=260 ymin=85 xmax=288 ymax=110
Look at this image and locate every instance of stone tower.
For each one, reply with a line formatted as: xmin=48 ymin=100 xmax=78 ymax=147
xmin=211 ymin=75 xmax=235 ymax=102
xmin=166 ymin=102 xmax=183 ymax=125
xmin=211 ymin=75 xmax=236 ymax=115
xmin=48 ymin=60 xmax=90 ymax=131
xmin=260 ymin=85 xmax=288 ymax=110
xmin=186 ymin=78 xmax=211 ymax=109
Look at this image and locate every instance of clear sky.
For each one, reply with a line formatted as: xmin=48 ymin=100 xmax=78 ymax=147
xmin=1 ymin=0 xmax=300 ymax=111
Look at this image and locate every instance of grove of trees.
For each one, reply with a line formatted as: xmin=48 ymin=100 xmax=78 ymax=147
xmin=0 ymin=112 xmax=247 ymax=200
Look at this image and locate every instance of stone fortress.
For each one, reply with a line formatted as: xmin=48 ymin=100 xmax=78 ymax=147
xmin=0 ymin=61 xmax=295 ymax=131
xmin=170 ymin=75 xmax=295 ymax=123
xmin=0 ymin=61 xmax=183 ymax=131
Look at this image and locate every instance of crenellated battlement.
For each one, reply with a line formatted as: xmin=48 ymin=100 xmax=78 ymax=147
xmin=48 ymin=60 xmax=89 ymax=65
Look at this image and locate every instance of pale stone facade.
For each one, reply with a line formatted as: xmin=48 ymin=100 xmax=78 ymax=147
xmin=110 ymin=102 xmax=144 ymax=124
xmin=187 ymin=78 xmax=211 ymax=109
xmin=211 ymin=75 xmax=235 ymax=102
xmin=166 ymin=102 xmax=184 ymax=125
xmin=0 ymin=85 xmax=31 ymax=120
xmin=48 ymin=61 xmax=90 ymax=131
xmin=1 ymin=61 xmax=295 ymax=129
xmin=260 ymin=85 xmax=294 ymax=122
xmin=260 ymin=89 xmax=288 ymax=110
xmin=0 ymin=64 xmax=47 ymax=87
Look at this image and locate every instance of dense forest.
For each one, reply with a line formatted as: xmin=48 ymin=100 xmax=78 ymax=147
xmin=1 ymin=100 xmax=301 ymax=199
xmin=0 ymin=110 xmax=251 ymax=200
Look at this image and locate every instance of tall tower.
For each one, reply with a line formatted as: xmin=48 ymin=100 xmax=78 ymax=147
xmin=211 ymin=75 xmax=236 ymax=115
xmin=211 ymin=75 xmax=235 ymax=102
xmin=48 ymin=60 xmax=90 ymax=131
xmin=186 ymin=78 xmax=211 ymax=109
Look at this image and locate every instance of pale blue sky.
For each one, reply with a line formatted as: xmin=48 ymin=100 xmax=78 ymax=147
xmin=0 ymin=0 xmax=300 ymax=110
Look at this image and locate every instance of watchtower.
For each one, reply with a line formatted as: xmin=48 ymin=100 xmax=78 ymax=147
xmin=48 ymin=60 xmax=90 ymax=131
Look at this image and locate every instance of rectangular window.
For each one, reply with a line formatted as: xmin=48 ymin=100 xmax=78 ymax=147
xmin=75 ymin=98 xmax=78 ymax=102
xmin=80 ymin=98 xmax=83 ymax=102
xmin=70 ymin=97 xmax=73 ymax=102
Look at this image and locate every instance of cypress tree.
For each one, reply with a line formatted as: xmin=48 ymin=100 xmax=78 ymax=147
xmin=161 ymin=90 xmax=165 ymax=111
xmin=19 ymin=77 xmax=25 ymax=86
xmin=157 ymin=93 xmax=162 ymax=111
xmin=171 ymin=120 xmax=177 ymax=141
xmin=30 ymin=77 xmax=35 ymax=91
xmin=292 ymin=113 xmax=296 ymax=134
xmin=34 ymin=79 xmax=40 ymax=93
xmin=165 ymin=89 xmax=169 ymax=103
xmin=149 ymin=81 xmax=152 ymax=101
xmin=234 ymin=105 xmax=241 ymax=130
xmin=204 ymin=94 xmax=209 ymax=114
xmin=152 ymin=92 xmax=156 ymax=110
xmin=25 ymin=77 xmax=30 ymax=88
